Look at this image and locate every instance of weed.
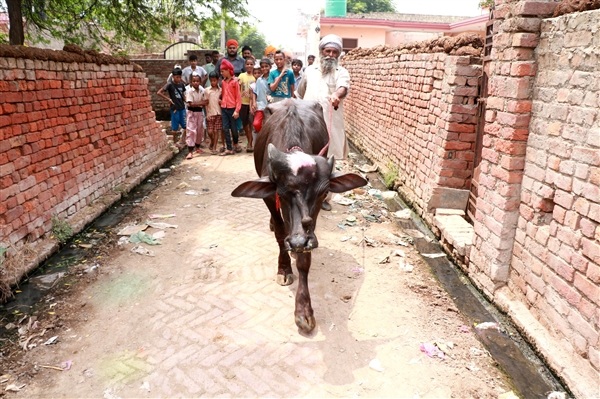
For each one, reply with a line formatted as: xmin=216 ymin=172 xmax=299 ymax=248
xmin=51 ymin=216 xmax=73 ymax=244
xmin=383 ymin=162 xmax=399 ymax=189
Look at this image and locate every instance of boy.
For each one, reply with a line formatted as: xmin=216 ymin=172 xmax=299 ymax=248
xmin=182 ymin=54 xmax=207 ymax=86
xmin=184 ymin=74 xmax=208 ymax=159
xmin=205 ymin=72 xmax=222 ymax=154
xmin=219 ymin=59 xmax=242 ymax=156
xmin=251 ymin=58 xmax=271 ymax=134
xmin=268 ymin=50 xmax=295 ymax=103
xmin=291 ymin=59 xmax=303 ymax=90
xmin=158 ymin=68 xmax=186 ymax=144
xmin=238 ymin=57 xmax=256 ymax=152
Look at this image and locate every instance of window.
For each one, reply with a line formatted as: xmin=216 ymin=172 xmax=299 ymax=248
xmin=342 ymin=38 xmax=358 ymax=52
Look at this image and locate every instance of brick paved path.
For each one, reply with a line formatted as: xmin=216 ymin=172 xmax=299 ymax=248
xmin=20 ymin=150 xmax=510 ymax=398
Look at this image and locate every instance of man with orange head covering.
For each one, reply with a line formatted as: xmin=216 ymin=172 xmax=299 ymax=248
xmin=216 ymin=38 xmax=245 ymax=78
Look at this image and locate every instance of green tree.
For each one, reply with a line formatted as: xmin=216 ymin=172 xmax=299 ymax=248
xmin=347 ymin=0 xmax=396 ymax=13
xmin=3 ymin=0 xmax=248 ymax=50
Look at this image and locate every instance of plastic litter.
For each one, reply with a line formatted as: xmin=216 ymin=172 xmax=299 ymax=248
xmin=159 ymin=168 xmax=170 ymax=173
xmin=474 ymin=322 xmax=500 ymax=331
xmin=184 ymin=190 xmax=200 ymax=196
xmin=117 ymin=224 xmax=148 ymax=236
xmin=547 ymin=392 xmax=566 ymax=399
xmin=498 ymin=390 xmax=519 ymax=399
xmin=421 ymin=253 xmax=446 ymax=259
xmin=398 ymin=260 xmax=414 ymax=272
xmin=381 ymin=191 xmax=398 ymax=200
xmin=147 ymin=221 xmax=178 ymax=229
xmin=392 ymin=209 xmax=412 ymax=219
xmin=148 ymin=213 xmax=176 ymax=219
xmin=152 ymin=231 xmax=166 ymax=240
xmin=140 ymin=381 xmax=151 ymax=392
xmin=131 ymin=245 xmax=155 ymax=257
xmin=368 ymin=358 xmax=384 ymax=372
xmin=357 ymin=163 xmax=378 ymax=173
xmin=419 ymin=342 xmax=445 ymax=359
xmin=190 ymin=175 xmax=203 ymax=181
xmin=5 ymin=383 xmax=26 ymax=392
xmin=44 ymin=336 xmax=58 ymax=345
xmin=367 ymin=189 xmax=383 ymax=200
xmin=332 ymin=194 xmax=355 ymax=206
xmin=176 ymin=182 xmax=190 ymax=189
xmin=129 ymin=231 xmax=160 ymax=245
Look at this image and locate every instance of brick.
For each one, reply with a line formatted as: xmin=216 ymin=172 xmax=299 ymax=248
xmin=513 ymin=1 xmax=558 ymax=17
xmin=511 ymin=33 xmax=539 ymax=48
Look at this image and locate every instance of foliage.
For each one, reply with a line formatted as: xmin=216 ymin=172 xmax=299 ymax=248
xmin=51 ymin=215 xmax=74 ymax=244
xmin=383 ymin=162 xmax=399 ymax=189
xmin=478 ymin=0 xmax=495 ymax=8
xmin=4 ymin=0 xmax=249 ymax=50
xmin=347 ymin=0 xmax=396 ymax=13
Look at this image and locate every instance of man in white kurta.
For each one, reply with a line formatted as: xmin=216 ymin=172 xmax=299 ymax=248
xmin=297 ymin=34 xmax=350 ymax=161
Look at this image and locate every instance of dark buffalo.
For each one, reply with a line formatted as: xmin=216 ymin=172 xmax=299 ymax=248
xmin=231 ymin=99 xmax=367 ymax=333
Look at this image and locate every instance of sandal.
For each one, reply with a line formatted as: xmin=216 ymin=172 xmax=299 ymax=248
xmin=219 ymin=147 xmax=225 ymax=153
xmin=246 ymin=146 xmax=253 ymax=153
xmin=219 ymin=150 xmax=235 ymax=156
xmin=234 ymin=145 xmax=243 ymax=153
xmin=195 ymin=148 xmax=204 ymax=154
xmin=186 ymin=153 xmax=193 ymax=160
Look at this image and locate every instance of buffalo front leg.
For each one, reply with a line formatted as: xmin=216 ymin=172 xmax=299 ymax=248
xmin=294 ymin=252 xmax=315 ymax=332
xmin=264 ymin=197 xmax=293 ymax=286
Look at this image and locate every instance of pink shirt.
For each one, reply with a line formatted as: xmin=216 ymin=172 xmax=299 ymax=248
xmin=220 ymin=78 xmax=241 ymax=113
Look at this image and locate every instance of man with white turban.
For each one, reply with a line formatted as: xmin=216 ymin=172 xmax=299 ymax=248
xmin=297 ymin=34 xmax=350 ymax=210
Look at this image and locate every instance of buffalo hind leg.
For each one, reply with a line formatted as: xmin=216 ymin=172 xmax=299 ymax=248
xmin=294 ymin=252 xmax=315 ymax=332
xmin=264 ymin=197 xmax=293 ymax=285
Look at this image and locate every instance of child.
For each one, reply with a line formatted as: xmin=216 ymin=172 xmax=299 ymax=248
xmin=219 ymin=59 xmax=242 ymax=156
xmin=184 ymin=74 xmax=208 ymax=159
xmin=238 ymin=57 xmax=256 ymax=152
xmin=182 ymin=54 xmax=208 ymax=87
xmin=158 ymin=67 xmax=186 ymax=143
xmin=205 ymin=72 xmax=222 ymax=155
xmin=252 ymin=58 xmax=272 ymax=134
xmin=268 ymin=50 xmax=295 ymax=103
xmin=291 ymin=59 xmax=303 ymax=90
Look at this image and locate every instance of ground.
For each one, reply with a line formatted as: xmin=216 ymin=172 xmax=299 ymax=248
xmin=0 ymin=142 xmax=513 ymax=398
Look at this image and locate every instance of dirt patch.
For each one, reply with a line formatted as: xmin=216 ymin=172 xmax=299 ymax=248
xmin=1 ymin=149 xmax=513 ymax=397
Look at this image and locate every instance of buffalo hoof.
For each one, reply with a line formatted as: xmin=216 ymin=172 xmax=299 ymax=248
xmin=276 ymin=273 xmax=294 ymax=286
xmin=295 ymin=314 xmax=316 ymax=333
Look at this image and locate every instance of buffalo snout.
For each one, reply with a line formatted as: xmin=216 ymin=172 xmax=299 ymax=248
xmin=285 ymin=233 xmax=318 ymax=253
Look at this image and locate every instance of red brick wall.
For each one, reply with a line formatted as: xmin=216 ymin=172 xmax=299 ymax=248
xmin=342 ymin=51 xmax=480 ymax=217
xmin=467 ymin=2 xmax=598 ymax=396
xmin=0 ymin=46 xmax=171 ymax=284
xmin=507 ymin=8 xmax=600 ymax=393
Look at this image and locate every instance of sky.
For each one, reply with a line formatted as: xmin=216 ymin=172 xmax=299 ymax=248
xmin=246 ymin=0 xmax=484 ymax=50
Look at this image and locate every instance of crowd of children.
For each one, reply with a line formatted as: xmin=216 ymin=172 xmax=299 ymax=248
xmin=158 ymin=41 xmax=314 ymax=160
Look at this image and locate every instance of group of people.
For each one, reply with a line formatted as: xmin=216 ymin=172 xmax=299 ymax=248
xmin=157 ymin=34 xmax=350 ymax=175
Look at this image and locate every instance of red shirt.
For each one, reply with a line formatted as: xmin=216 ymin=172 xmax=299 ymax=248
xmin=220 ymin=78 xmax=241 ymax=113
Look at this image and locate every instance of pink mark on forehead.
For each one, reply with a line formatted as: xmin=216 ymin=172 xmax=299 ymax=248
xmin=287 ymin=151 xmax=316 ymax=176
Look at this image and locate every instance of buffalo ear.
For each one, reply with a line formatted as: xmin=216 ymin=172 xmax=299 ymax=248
xmin=232 ymin=176 xmax=276 ymax=198
xmin=329 ymin=173 xmax=368 ymax=193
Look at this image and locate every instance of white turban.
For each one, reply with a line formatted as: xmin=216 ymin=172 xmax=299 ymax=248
xmin=319 ymin=34 xmax=342 ymax=52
